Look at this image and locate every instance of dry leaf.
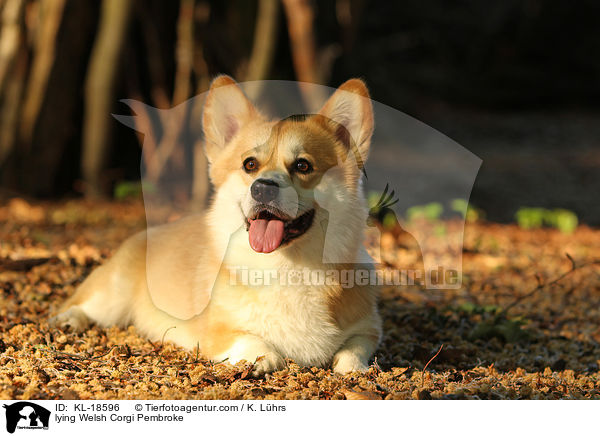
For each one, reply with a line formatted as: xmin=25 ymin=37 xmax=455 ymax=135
xmin=342 ymin=389 xmax=382 ymax=400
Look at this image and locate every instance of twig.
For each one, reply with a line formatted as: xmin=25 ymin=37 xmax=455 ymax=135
xmin=141 ymin=339 xmax=161 ymax=357
xmin=51 ymin=345 xmax=119 ymax=363
xmin=423 ymin=344 xmax=444 ymax=374
xmin=372 ymin=356 xmax=382 ymax=373
xmin=498 ymin=254 xmax=600 ymax=318
xmin=161 ymin=326 xmax=176 ymax=346
xmin=421 ymin=344 xmax=444 ymax=388
xmin=0 ymin=256 xmax=57 ymax=271
xmin=93 ymin=345 xmax=121 ymax=359
xmin=193 ymin=342 xmax=200 ymax=364
xmin=142 ymin=326 xmax=177 ymax=364
xmin=565 ymin=252 xmax=576 ymax=270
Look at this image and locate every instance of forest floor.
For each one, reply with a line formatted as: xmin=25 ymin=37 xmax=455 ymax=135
xmin=1 ymin=199 xmax=599 ymax=400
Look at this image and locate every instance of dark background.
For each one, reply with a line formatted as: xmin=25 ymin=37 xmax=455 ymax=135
xmin=0 ymin=0 xmax=598 ymax=224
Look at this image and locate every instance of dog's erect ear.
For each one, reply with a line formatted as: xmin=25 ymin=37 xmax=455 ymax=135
xmin=203 ymin=75 xmax=258 ymax=161
xmin=318 ymin=79 xmax=374 ymax=160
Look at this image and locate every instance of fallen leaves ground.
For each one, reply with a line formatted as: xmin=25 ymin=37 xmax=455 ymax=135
xmin=1 ymin=199 xmax=599 ymax=400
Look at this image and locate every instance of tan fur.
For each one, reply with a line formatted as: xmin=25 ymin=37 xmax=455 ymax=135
xmin=50 ymin=76 xmax=382 ymax=375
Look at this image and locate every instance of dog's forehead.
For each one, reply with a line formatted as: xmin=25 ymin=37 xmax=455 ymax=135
xmin=228 ymin=118 xmax=341 ymax=173
xmin=237 ymin=121 xmax=276 ymax=153
xmin=269 ymin=119 xmax=339 ymax=161
xmin=272 ymin=125 xmax=307 ymax=157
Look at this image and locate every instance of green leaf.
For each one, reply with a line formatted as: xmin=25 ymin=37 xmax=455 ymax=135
xmin=423 ymin=202 xmax=443 ymax=220
xmin=457 ymin=302 xmax=476 ymax=313
xmin=406 ymin=205 xmax=426 ymax=222
xmin=450 ymin=199 xmax=468 ymax=218
xmin=382 ymin=211 xmax=397 ymax=229
xmin=550 ymin=209 xmax=578 ymax=234
xmin=470 ymin=318 xmax=530 ymax=343
xmin=114 ymin=181 xmax=156 ymax=200
xmin=515 ymin=208 xmax=545 ymax=229
xmin=515 ymin=207 xmax=578 ymax=233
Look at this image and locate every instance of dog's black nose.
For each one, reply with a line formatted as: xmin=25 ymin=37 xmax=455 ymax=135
xmin=251 ymin=178 xmax=279 ymax=203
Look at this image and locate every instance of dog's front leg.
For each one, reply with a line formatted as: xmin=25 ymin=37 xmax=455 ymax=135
xmin=332 ymin=333 xmax=380 ymax=374
xmin=217 ymin=334 xmax=285 ymax=377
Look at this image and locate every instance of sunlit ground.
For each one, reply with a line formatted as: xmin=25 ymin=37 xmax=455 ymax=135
xmin=1 ymin=199 xmax=599 ymax=399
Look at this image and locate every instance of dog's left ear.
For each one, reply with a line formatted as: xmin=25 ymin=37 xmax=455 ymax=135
xmin=318 ymin=78 xmax=374 ymax=160
xmin=203 ymin=75 xmax=259 ymax=162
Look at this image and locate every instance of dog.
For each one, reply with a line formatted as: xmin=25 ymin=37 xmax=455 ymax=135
xmin=50 ymin=76 xmax=382 ymax=375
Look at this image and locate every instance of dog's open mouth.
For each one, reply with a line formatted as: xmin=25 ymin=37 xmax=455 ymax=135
xmin=246 ymin=207 xmax=315 ymax=253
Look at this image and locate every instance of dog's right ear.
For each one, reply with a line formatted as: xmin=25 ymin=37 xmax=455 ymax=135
xmin=202 ymin=75 xmax=258 ymax=162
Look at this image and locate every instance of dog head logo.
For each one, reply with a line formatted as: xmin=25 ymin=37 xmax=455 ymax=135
xmin=3 ymin=402 xmax=50 ymax=433
xmin=114 ymin=78 xmax=481 ymax=319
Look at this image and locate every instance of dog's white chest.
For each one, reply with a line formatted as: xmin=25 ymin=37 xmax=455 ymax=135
xmin=243 ymin=287 xmax=342 ymax=367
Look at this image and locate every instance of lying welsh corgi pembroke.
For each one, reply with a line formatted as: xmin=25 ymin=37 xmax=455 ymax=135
xmin=50 ymin=76 xmax=382 ymax=375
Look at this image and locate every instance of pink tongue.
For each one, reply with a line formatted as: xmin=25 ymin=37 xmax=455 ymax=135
xmin=248 ymin=219 xmax=285 ymax=253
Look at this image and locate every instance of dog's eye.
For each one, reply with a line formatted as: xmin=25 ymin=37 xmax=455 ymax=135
xmin=243 ymin=157 xmax=259 ymax=173
xmin=294 ymin=159 xmax=312 ymax=174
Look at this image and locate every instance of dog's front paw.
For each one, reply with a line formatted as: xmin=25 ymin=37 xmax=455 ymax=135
xmin=48 ymin=307 xmax=91 ymax=333
xmin=220 ymin=336 xmax=285 ymax=377
xmin=251 ymin=352 xmax=286 ymax=377
xmin=332 ymin=350 xmax=369 ymax=374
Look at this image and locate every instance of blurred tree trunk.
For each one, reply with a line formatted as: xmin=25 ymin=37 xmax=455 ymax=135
xmin=132 ymin=0 xmax=195 ymax=203
xmin=19 ymin=0 xmax=66 ymax=146
xmin=335 ymin=0 xmax=365 ymax=53
xmin=0 ymin=0 xmax=26 ymax=172
xmin=282 ymin=0 xmax=319 ymax=84
xmin=24 ymin=0 xmax=98 ymax=196
xmin=281 ymin=0 xmax=326 ymax=111
xmin=190 ymin=1 xmax=211 ymax=209
xmin=0 ymin=51 xmax=26 ymax=175
xmin=0 ymin=0 xmax=24 ymax=91
xmin=81 ymin=0 xmax=133 ymax=197
xmin=242 ymin=0 xmax=279 ymax=102
xmin=173 ymin=0 xmax=194 ymax=106
xmin=1 ymin=0 xmax=94 ymax=196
